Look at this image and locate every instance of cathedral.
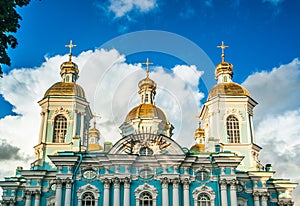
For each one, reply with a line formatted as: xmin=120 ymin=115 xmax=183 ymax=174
xmin=0 ymin=41 xmax=297 ymax=206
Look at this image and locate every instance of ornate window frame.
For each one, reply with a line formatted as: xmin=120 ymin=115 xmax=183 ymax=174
xmin=226 ymin=115 xmax=240 ymax=143
xmin=52 ymin=114 xmax=68 ymax=143
xmin=77 ymin=184 xmax=100 ymax=206
xmin=134 ymin=183 xmax=158 ymax=206
xmin=192 ymin=186 xmax=215 ymax=206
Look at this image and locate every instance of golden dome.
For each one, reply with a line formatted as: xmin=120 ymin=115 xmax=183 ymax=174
xmin=194 ymin=127 xmax=205 ymax=138
xmin=190 ymin=143 xmax=205 ymax=152
xmin=125 ymin=104 xmax=168 ymax=123
xmin=44 ymin=82 xmax=85 ymax=98
xmin=208 ymin=82 xmax=250 ymax=100
xmin=88 ymin=144 xmax=103 ymax=151
xmin=89 ymin=127 xmax=100 ymax=137
xmin=138 ymin=77 xmax=157 ymax=91
xmin=215 ymin=61 xmax=233 ymax=77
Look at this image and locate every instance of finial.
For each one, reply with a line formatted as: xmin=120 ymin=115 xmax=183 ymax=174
xmin=65 ymin=40 xmax=77 ymax=62
xmin=142 ymin=58 xmax=153 ymax=78
xmin=196 ymin=113 xmax=202 ymax=129
xmin=217 ymin=41 xmax=229 ymax=63
xmin=93 ymin=113 xmax=101 ymax=128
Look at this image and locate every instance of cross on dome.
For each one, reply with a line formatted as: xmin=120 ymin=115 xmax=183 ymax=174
xmin=93 ymin=113 xmax=101 ymax=128
xmin=142 ymin=58 xmax=153 ymax=78
xmin=217 ymin=41 xmax=229 ymax=63
xmin=65 ymin=40 xmax=77 ymax=61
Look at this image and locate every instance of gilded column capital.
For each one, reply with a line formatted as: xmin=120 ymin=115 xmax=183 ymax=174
xmin=112 ymin=177 xmax=120 ymax=188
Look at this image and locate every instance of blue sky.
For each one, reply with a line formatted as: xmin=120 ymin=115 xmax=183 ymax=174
xmin=1 ymin=0 xmax=300 ymax=201
xmin=1 ymin=0 xmax=300 ymax=117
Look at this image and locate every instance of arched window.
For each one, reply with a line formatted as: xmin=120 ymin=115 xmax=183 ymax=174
xmin=226 ymin=115 xmax=240 ymax=143
xmin=81 ymin=192 xmax=95 ymax=206
xmin=53 ymin=115 xmax=67 ymax=143
xmin=139 ymin=191 xmax=153 ymax=206
xmin=197 ymin=193 xmax=211 ymax=206
xmin=139 ymin=147 xmax=153 ymax=156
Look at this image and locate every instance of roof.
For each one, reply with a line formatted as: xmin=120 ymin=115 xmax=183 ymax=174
xmin=208 ymin=82 xmax=250 ymax=100
xmin=44 ymin=82 xmax=85 ymax=98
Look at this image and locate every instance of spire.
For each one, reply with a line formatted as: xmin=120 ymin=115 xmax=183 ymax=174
xmin=93 ymin=113 xmax=101 ymax=128
xmin=60 ymin=40 xmax=79 ymax=83
xmin=138 ymin=58 xmax=157 ymax=104
xmin=142 ymin=58 xmax=153 ymax=78
xmin=217 ymin=41 xmax=229 ymax=63
xmin=215 ymin=41 xmax=233 ymax=83
xmin=65 ymin=40 xmax=77 ymax=62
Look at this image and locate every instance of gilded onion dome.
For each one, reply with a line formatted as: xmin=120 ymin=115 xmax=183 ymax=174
xmin=190 ymin=120 xmax=205 ymax=152
xmin=44 ymin=40 xmax=86 ymax=99
xmin=208 ymin=41 xmax=250 ymax=100
xmin=88 ymin=114 xmax=103 ymax=151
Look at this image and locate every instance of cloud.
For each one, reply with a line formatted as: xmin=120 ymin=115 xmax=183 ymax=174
xmin=99 ymin=0 xmax=157 ymax=18
xmin=242 ymin=58 xmax=300 ymax=202
xmin=0 ymin=48 xmax=203 ymax=178
xmin=0 ymin=139 xmax=29 ymax=161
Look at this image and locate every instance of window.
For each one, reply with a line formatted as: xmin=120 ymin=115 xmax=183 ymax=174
xmin=226 ymin=115 xmax=240 ymax=143
xmin=53 ymin=115 xmax=67 ymax=143
xmin=197 ymin=193 xmax=211 ymax=206
xmin=139 ymin=191 xmax=153 ymax=206
xmin=139 ymin=147 xmax=154 ymax=156
xmin=81 ymin=192 xmax=95 ymax=206
xmin=145 ymin=94 xmax=149 ymax=103
xmin=195 ymin=171 xmax=210 ymax=182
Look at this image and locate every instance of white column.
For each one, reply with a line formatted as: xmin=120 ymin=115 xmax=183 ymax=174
xmin=38 ymin=112 xmax=45 ymax=143
xmin=230 ymin=180 xmax=237 ymax=206
xmin=55 ymin=180 xmax=62 ymax=206
xmin=124 ymin=178 xmax=131 ymax=206
xmin=183 ymin=178 xmax=190 ymax=206
xmin=253 ymin=192 xmax=260 ymax=206
xmin=64 ymin=180 xmax=73 ymax=206
xmin=172 ymin=179 xmax=179 ymax=206
xmin=42 ymin=110 xmax=48 ymax=142
xmin=103 ymin=179 xmax=110 ymax=206
xmin=113 ymin=178 xmax=120 ymax=206
xmin=220 ymin=179 xmax=228 ymax=206
xmin=73 ymin=110 xmax=77 ymax=137
xmin=25 ymin=191 xmax=32 ymax=206
xmin=161 ymin=177 xmax=169 ymax=206
xmin=261 ymin=192 xmax=268 ymax=206
xmin=80 ymin=112 xmax=85 ymax=143
xmin=34 ymin=191 xmax=40 ymax=206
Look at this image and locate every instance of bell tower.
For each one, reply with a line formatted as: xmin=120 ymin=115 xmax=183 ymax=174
xmin=33 ymin=41 xmax=92 ymax=169
xmin=200 ymin=42 xmax=262 ymax=171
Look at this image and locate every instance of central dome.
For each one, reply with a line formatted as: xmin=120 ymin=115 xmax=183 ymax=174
xmin=125 ymin=104 xmax=168 ymax=123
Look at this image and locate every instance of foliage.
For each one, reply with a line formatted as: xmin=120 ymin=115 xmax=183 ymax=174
xmin=0 ymin=0 xmax=31 ymax=77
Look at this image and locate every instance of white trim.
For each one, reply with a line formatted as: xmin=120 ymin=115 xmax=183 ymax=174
xmin=77 ymin=184 xmax=100 ymax=206
xmin=134 ymin=183 xmax=158 ymax=206
xmin=192 ymin=186 xmax=215 ymax=206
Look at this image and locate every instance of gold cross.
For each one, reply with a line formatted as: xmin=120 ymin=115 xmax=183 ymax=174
xmin=217 ymin=41 xmax=229 ymax=63
xmin=93 ymin=113 xmax=101 ymax=128
xmin=196 ymin=113 xmax=202 ymax=128
xmin=142 ymin=58 xmax=153 ymax=78
xmin=65 ymin=40 xmax=77 ymax=61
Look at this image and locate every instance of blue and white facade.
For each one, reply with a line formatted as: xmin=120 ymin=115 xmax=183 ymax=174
xmin=0 ymin=43 xmax=297 ymax=206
